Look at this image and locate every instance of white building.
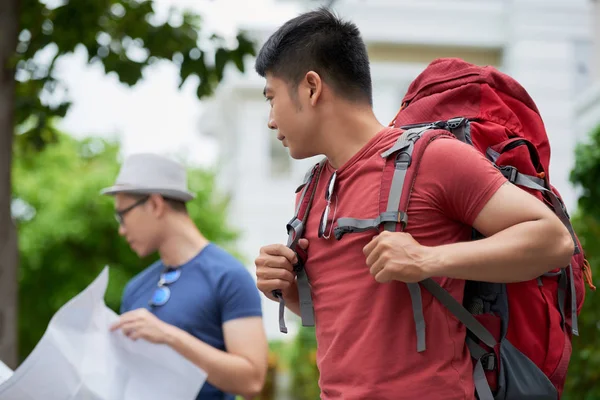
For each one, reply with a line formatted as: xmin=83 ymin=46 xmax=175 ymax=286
xmin=200 ymin=0 xmax=595 ymax=339
xmin=576 ymin=0 xmax=600 ymax=140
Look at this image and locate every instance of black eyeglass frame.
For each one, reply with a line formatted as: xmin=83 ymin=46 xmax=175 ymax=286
xmin=114 ymin=196 xmax=149 ymax=225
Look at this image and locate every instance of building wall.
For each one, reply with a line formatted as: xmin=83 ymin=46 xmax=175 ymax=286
xmin=501 ymin=0 xmax=591 ymax=212
xmin=594 ymin=0 xmax=600 ymax=81
xmin=575 ymin=0 xmax=600 ymax=142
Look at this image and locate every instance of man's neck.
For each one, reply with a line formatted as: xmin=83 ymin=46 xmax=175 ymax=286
xmin=158 ymin=217 xmax=209 ymax=268
xmin=321 ymin=105 xmax=386 ymax=169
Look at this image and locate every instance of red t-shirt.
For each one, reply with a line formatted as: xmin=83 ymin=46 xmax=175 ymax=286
xmin=301 ymin=127 xmax=507 ymax=399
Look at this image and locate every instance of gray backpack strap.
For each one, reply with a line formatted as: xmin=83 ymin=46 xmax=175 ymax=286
xmin=420 ymin=279 xmax=497 ymax=348
xmin=500 ymin=168 xmax=580 ymax=335
xmin=568 ymin=263 xmax=578 ymax=336
xmin=332 ymin=129 xmax=417 ymax=240
xmin=334 ymin=212 xmax=407 ymax=240
xmin=488 ymin=157 xmax=579 ymax=257
xmin=446 ymin=117 xmax=473 ymax=146
xmin=466 ymin=338 xmax=496 ymax=400
xmin=511 ymin=171 xmax=579 ymax=254
xmin=380 ymin=126 xmax=432 ymax=352
xmin=274 ymin=159 xmax=326 ymax=333
xmin=423 ymin=279 xmax=499 ymax=400
xmin=381 ymin=125 xmax=500 ymax=357
xmin=333 ymin=127 xmax=420 ymax=239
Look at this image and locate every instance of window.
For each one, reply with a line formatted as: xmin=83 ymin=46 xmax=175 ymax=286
xmin=269 ymin=131 xmax=291 ymax=178
xmin=398 ymin=79 xmax=412 ymax=106
xmin=573 ymin=39 xmax=593 ymax=95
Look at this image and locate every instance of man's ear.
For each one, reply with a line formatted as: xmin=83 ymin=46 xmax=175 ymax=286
xmin=304 ymin=71 xmax=323 ymax=106
xmin=149 ymin=194 xmax=167 ymax=218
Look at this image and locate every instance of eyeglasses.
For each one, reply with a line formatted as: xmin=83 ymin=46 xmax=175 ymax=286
xmin=148 ymin=268 xmax=181 ymax=307
xmin=318 ymin=171 xmax=337 ymax=239
xmin=114 ymin=196 xmax=148 ymax=225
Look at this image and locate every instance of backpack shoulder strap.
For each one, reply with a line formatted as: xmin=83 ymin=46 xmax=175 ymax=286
xmin=274 ymin=158 xmax=326 ymax=333
xmin=331 ymin=127 xmax=426 ymax=240
xmin=331 ymin=126 xmax=442 ymax=348
xmin=381 ymin=124 xmax=499 ymax=400
xmin=382 ymin=126 xmax=441 ymax=353
xmin=379 ymin=125 xmax=499 ymax=349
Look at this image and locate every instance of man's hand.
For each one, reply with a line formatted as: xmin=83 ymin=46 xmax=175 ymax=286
xmin=110 ymin=308 xmax=172 ymax=344
xmin=363 ymin=231 xmax=432 ymax=283
xmin=255 ymin=239 xmax=309 ymax=304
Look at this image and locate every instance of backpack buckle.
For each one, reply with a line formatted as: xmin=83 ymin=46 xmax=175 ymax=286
xmin=286 ymin=217 xmax=302 ymax=235
xmin=481 ymin=352 xmax=496 ymax=371
xmin=292 ymin=248 xmax=307 ymax=273
xmin=446 ymin=117 xmax=467 ymax=130
xmin=498 ymin=165 xmax=518 ymax=183
xmin=395 ymin=151 xmax=412 ymax=170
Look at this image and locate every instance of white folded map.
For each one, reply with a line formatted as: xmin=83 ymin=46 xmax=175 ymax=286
xmin=0 ymin=266 xmax=207 ymax=399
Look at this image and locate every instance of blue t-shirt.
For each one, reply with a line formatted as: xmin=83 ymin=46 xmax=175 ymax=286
xmin=120 ymin=243 xmax=263 ymax=400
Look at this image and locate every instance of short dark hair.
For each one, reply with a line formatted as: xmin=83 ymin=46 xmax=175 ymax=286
xmin=130 ymin=194 xmax=188 ymax=214
xmin=255 ymin=7 xmax=372 ymax=105
xmin=164 ymin=198 xmax=188 ymax=213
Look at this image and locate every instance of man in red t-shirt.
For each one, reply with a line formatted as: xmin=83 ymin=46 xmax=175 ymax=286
xmin=253 ymin=8 xmax=574 ymax=400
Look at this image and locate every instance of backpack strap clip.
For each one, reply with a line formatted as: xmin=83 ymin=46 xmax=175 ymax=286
xmin=498 ymin=165 xmax=519 ymax=183
xmin=285 ymin=217 xmax=304 ymax=252
xmin=333 ymin=211 xmax=408 ymax=240
xmin=395 ymin=147 xmax=413 ymax=169
xmin=480 ymin=352 xmax=497 ymax=371
xmin=274 ymin=159 xmax=326 ymax=334
xmin=446 ymin=117 xmax=473 ymax=145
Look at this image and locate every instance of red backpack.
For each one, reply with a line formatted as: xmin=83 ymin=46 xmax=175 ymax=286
xmin=274 ymin=58 xmax=596 ymax=399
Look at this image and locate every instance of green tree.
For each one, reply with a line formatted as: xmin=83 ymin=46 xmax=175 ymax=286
xmin=12 ymin=131 xmax=240 ymax=361
xmin=0 ymin=0 xmax=255 ymax=366
xmin=564 ymin=123 xmax=600 ymax=399
xmin=288 ymin=327 xmax=320 ymax=400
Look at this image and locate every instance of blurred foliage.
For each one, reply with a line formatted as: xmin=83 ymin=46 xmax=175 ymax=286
xmin=564 ymin=123 xmax=600 ymax=399
xmin=12 ymin=131 xmax=240 ymax=361
xmin=265 ymin=328 xmax=320 ymax=400
xmin=288 ymin=327 xmax=320 ymax=400
xmin=243 ymin=329 xmax=320 ymax=400
xmin=4 ymin=0 xmax=256 ymax=365
xmin=13 ymin=0 xmax=255 ymax=150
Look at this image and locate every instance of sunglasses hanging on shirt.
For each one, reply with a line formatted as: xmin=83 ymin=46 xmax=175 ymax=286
xmin=148 ymin=268 xmax=181 ymax=307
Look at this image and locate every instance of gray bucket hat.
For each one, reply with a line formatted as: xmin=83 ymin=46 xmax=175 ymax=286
xmin=100 ymin=153 xmax=195 ymax=202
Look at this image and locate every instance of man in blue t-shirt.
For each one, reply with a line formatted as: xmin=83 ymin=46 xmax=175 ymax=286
xmin=101 ymin=153 xmax=268 ymax=399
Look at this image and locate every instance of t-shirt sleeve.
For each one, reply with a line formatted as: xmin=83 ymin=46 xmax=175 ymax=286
xmin=119 ymin=283 xmax=132 ymax=314
xmin=218 ymin=264 xmax=263 ymax=323
xmin=419 ymin=137 xmax=508 ymax=226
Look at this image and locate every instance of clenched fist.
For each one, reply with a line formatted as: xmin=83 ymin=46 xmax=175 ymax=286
xmin=254 ymin=239 xmax=309 ymax=305
xmin=363 ymin=231 xmax=432 ymax=283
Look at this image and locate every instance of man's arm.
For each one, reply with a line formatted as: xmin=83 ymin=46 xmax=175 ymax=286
xmin=425 ymin=180 xmax=574 ymax=282
xmin=364 ymin=138 xmax=574 ymax=285
xmin=164 ymin=316 xmax=268 ymax=398
xmin=111 ymin=310 xmax=267 ymax=398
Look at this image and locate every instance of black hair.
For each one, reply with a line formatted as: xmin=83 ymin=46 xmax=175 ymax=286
xmin=130 ymin=194 xmax=188 ymax=214
xmin=163 ymin=198 xmax=187 ymax=213
xmin=255 ymin=7 xmax=372 ymax=105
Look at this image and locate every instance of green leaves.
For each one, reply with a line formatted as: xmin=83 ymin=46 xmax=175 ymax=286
xmin=14 ymin=0 xmax=256 ymax=150
xmin=13 ymin=131 xmax=240 ymax=361
xmin=5 ymin=0 xmax=257 ymax=368
xmin=571 ymin=125 xmax=600 ymax=219
xmin=564 ymin=123 xmax=600 ymax=399
xmin=288 ymin=327 xmax=321 ymax=400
